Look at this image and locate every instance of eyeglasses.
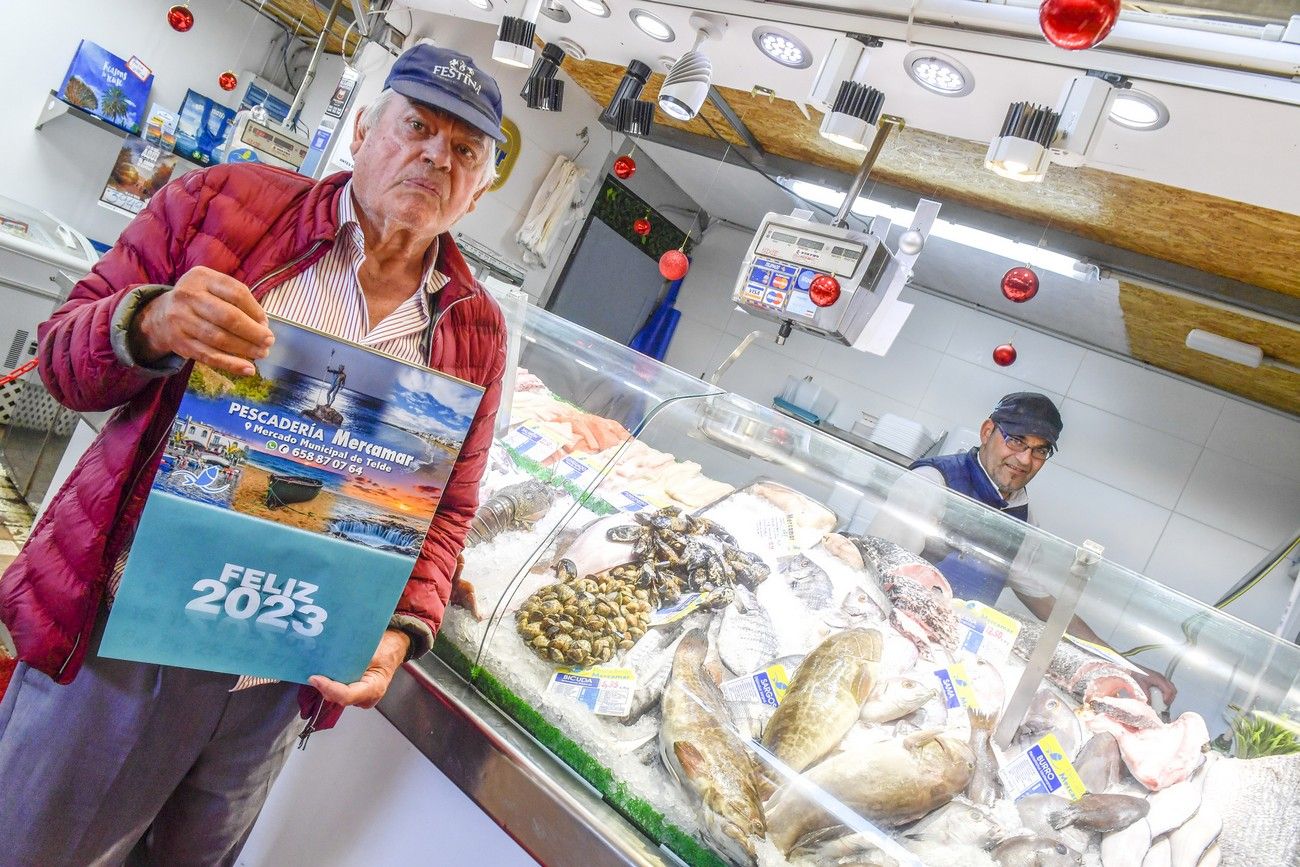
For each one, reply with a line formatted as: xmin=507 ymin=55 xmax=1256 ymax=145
xmin=995 ymin=423 xmax=1055 ymax=461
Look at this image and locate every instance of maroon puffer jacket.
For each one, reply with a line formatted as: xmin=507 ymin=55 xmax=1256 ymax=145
xmin=0 ymin=164 xmax=505 ymax=728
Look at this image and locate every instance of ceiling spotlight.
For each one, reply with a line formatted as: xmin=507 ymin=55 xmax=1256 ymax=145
xmin=540 ymin=0 xmax=570 ymax=24
xmin=521 ymin=42 xmax=566 ymax=111
xmin=985 ymin=72 xmax=1125 ymax=181
xmin=493 ymin=0 xmax=543 ymax=68
xmin=571 ymin=0 xmax=608 ymax=17
xmin=821 ymin=83 xmax=885 ymax=151
xmin=752 ymin=26 xmax=812 ymax=69
xmin=809 ymin=35 xmax=886 ymax=150
xmin=599 ymin=59 xmax=655 ymax=137
xmin=659 ymin=13 xmax=726 ymax=121
xmin=904 ymin=49 xmax=973 ymax=97
xmin=466 ymin=0 xmax=493 ymax=9
xmin=616 ymin=99 xmax=655 ymax=136
xmin=1109 ymin=89 xmax=1169 ymax=130
xmin=630 ymin=9 xmax=675 ymax=42
xmin=985 ymin=102 xmax=1059 ymax=182
xmin=554 ymin=37 xmax=587 ymax=60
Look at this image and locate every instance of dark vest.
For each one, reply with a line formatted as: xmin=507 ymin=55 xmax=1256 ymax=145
xmin=909 ymin=448 xmax=1029 ymax=605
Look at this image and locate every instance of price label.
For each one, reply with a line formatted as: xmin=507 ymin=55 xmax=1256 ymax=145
xmin=955 ymin=600 xmax=1022 ymax=664
xmin=555 ymin=455 xmax=597 ymax=487
xmin=1000 ymin=733 xmax=1086 ymax=802
xmin=721 ymin=663 xmax=792 ymax=709
xmin=504 ymin=424 xmax=562 ymax=463
xmin=548 ymin=666 xmax=637 ymax=716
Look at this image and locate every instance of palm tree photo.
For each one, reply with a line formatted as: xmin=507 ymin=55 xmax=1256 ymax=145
xmin=102 ymin=86 xmax=129 ymax=122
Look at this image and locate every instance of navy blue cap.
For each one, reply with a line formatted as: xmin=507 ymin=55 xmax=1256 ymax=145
xmin=384 ymin=45 xmax=506 ymax=143
xmin=990 ymin=392 xmax=1063 ymax=445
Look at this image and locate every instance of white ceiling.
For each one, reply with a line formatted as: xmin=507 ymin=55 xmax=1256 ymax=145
xmin=405 ymin=0 xmax=1300 ymax=215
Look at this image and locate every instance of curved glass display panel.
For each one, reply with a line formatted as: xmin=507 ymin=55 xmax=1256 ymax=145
xmin=433 ymin=306 xmax=1300 ymax=867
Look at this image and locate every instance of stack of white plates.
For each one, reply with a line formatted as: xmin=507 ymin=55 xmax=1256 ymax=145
xmin=869 ymin=414 xmax=935 ymax=460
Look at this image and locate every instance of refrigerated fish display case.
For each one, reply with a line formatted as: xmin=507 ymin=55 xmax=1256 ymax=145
xmin=380 ymin=303 xmax=1299 ymax=867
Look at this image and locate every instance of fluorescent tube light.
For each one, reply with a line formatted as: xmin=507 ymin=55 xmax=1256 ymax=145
xmin=1185 ymin=329 xmax=1263 ymax=367
xmin=786 ymin=179 xmax=1091 ymax=280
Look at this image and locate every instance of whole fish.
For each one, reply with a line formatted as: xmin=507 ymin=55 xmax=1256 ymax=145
xmin=466 ymin=479 xmax=555 ymax=546
xmin=992 ymin=834 xmax=1082 ymax=867
xmin=1011 ymin=617 xmax=1144 ymax=703
xmin=831 ymin=584 xmax=890 ymax=629
xmin=766 ymin=729 xmax=975 ymax=852
xmin=1015 ymin=796 xmax=1092 ymax=854
xmin=1074 ymin=732 xmax=1124 ymax=793
xmin=1145 ymin=773 xmax=1207 ymax=837
xmin=967 ymin=708 xmax=1001 ymax=806
xmin=1101 ymin=818 xmax=1151 ymax=867
xmin=1050 ymin=793 xmax=1149 ymax=833
xmin=966 ymin=657 xmax=1007 ymax=722
xmin=760 ymin=629 xmax=882 ymax=784
xmin=852 ymin=535 xmax=954 ymax=599
xmin=780 ymin=553 xmax=835 ymax=612
xmin=621 ymin=612 xmax=709 ymax=724
xmin=1013 ymin=688 xmax=1082 ymax=759
xmin=789 ymin=829 xmax=897 ymax=866
xmin=903 ymin=795 xmax=1004 ymax=848
xmin=659 ymin=628 xmax=765 ymax=866
xmin=1204 ymin=753 xmax=1300 ymax=867
xmin=1168 ymin=802 xmax=1222 ymax=867
xmin=717 ymin=585 xmax=779 ymax=677
xmin=1141 ymin=836 xmax=1171 ymax=867
xmin=860 ymin=676 xmax=936 ymax=724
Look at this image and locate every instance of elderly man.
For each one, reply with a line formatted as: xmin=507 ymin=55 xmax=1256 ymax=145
xmin=869 ymin=392 xmax=1176 ymax=705
xmin=0 ymin=46 xmax=507 ymax=864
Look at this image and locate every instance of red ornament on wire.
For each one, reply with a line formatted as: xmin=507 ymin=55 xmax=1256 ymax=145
xmin=1001 ymin=266 xmax=1040 ymax=303
xmin=167 ymin=4 xmax=195 ymax=32
xmin=993 ymin=343 xmax=1018 ymax=367
xmin=1039 ymin=0 xmax=1121 ymax=50
xmin=633 ymin=217 xmax=651 ymax=237
xmin=218 ymin=70 xmax=239 ymax=91
xmin=808 ymin=274 xmax=841 ymax=308
xmin=659 ymin=249 xmax=689 ymax=281
xmin=613 ymin=154 xmax=637 ymax=180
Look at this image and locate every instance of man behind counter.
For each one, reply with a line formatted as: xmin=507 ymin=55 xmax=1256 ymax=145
xmin=868 ymin=392 xmax=1176 ymax=705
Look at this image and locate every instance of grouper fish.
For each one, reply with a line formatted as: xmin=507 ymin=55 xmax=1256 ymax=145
xmin=766 ymin=728 xmax=975 ymax=853
xmin=760 ymin=628 xmax=882 ymax=787
xmin=659 ymin=628 xmax=765 ymax=866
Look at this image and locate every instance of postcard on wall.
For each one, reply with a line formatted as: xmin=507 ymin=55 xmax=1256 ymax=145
xmin=100 ymin=316 xmax=484 ymax=684
xmin=99 ymin=136 xmax=182 ymax=216
xmin=173 ymin=89 xmax=237 ymax=165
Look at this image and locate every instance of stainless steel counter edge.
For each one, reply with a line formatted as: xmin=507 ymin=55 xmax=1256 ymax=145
xmin=378 ymin=656 xmax=677 ymax=867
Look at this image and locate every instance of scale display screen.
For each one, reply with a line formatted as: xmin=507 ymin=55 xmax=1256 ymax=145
xmin=753 ymin=224 xmax=865 ymax=278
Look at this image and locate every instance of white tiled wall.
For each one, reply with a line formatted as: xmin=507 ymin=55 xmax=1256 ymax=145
xmin=662 ymin=224 xmax=1300 ymax=633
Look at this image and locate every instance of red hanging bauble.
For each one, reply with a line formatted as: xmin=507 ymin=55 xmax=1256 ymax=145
xmin=808 ymin=274 xmax=841 ymax=308
xmin=613 ymin=155 xmax=637 ymax=180
xmin=659 ymin=249 xmax=689 ymax=281
xmin=1001 ymin=266 xmax=1040 ymax=303
xmin=218 ymin=70 xmax=239 ymax=92
xmin=993 ymin=343 xmax=1018 ymax=367
xmin=1039 ymin=0 xmax=1121 ymax=50
xmin=167 ymin=4 xmax=195 ymax=32
xmin=633 ymin=218 xmax=651 ymax=237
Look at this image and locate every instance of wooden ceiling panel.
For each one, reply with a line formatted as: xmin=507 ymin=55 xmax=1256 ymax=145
xmin=1120 ymin=281 xmax=1299 ymax=414
xmin=563 ymin=56 xmax=1300 ymax=301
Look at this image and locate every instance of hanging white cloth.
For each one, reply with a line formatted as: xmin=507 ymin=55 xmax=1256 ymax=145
xmin=516 ymin=155 xmax=586 ymax=267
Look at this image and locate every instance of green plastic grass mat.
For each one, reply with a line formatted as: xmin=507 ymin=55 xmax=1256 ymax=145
xmin=432 ymin=634 xmax=726 ymax=867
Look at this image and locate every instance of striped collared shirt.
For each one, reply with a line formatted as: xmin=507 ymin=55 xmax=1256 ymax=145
xmin=262 ymin=180 xmax=451 ymax=365
xmin=110 ymin=181 xmax=450 ymax=690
